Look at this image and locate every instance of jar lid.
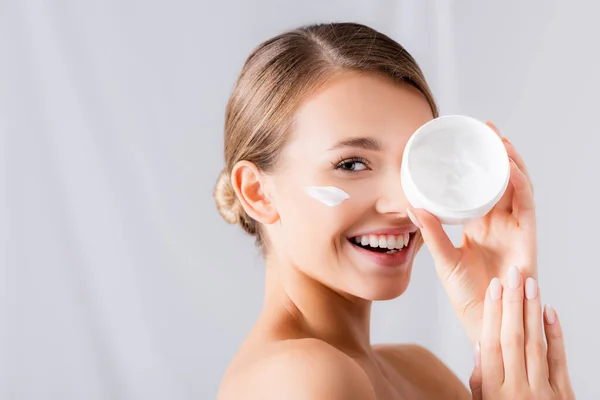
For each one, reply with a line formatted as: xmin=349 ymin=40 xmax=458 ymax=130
xmin=401 ymin=115 xmax=510 ymax=225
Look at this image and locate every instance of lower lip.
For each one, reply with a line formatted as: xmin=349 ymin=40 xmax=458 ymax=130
xmin=348 ymin=233 xmax=418 ymax=269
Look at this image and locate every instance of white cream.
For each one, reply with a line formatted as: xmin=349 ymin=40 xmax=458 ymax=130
xmin=304 ymin=185 xmax=350 ymax=207
xmin=401 ymin=115 xmax=510 ymax=225
xmin=410 ymin=132 xmax=492 ymax=210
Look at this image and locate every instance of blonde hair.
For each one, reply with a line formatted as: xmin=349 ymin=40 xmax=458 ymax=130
xmin=214 ymin=22 xmax=438 ymax=248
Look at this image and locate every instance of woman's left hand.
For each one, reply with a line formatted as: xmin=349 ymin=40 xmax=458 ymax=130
xmin=468 ymin=268 xmax=575 ymax=399
xmin=408 ymin=122 xmax=537 ymax=344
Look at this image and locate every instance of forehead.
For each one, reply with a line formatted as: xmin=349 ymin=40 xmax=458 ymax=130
xmin=290 ymin=72 xmax=434 ymax=147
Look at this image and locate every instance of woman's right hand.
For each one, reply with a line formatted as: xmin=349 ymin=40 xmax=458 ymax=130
xmin=469 ymin=266 xmax=576 ymax=399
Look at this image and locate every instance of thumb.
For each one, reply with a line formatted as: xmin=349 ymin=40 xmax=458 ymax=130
xmin=407 ymin=207 xmax=460 ymax=277
xmin=469 ymin=342 xmax=483 ymax=400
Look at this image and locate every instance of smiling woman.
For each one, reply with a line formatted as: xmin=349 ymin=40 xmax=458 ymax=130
xmin=214 ymin=22 xmax=437 ymax=250
xmin=213 ymin=22 xmax=575 ymax=400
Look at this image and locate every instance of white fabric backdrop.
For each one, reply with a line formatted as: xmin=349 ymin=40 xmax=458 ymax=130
xmin=2 ymin=1 xmax=599 ymax=399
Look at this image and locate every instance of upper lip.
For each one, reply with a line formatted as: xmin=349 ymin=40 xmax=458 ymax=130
xmin=348 ymin=225 xmax=419 ymax=237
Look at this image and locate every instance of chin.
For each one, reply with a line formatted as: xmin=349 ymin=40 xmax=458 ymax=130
xmin=364 ymin=273 xmax=412 ymax=301
xmin=342 ymin=263 xmax=413 ymax=301
xmin=344 ymin=233 xmax=423 ymax=301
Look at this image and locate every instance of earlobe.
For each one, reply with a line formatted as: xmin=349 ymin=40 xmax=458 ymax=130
xmin=231 ymin=161 xmax=279 ymax=225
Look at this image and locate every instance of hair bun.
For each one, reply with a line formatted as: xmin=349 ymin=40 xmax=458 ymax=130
xmin=214 ymin=169 xmax=242 ymax=225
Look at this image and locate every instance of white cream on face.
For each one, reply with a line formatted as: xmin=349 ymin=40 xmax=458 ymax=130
xmin=304 ymin=186 xmax=350 ymax=207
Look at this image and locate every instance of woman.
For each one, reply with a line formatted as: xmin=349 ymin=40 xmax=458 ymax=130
xmin=214 ymin=22 xmax=575 ymax=399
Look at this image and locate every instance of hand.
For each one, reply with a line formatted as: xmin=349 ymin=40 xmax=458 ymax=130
xmin=468 ymin=267 xmax=575 ymax=399
xmin=407 ymin=121 xmax=537 ymax=343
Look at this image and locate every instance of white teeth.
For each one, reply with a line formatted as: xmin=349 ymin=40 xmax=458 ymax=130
xmin=396 ymin=235 xmax=404 ymax=248
xmin=369 ymin=235 xmax=379 ymax=247
xmin=352 ymin=233 xmax=412 ymax=250
xmin=387 ymin=235 xmax=396 ymax=249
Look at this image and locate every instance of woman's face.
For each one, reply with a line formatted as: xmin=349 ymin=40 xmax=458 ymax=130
xmin=265 ymin=72 xmax=434 ymax=301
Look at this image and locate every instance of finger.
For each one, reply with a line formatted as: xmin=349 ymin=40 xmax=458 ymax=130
xmin=486 ymin=120 xmax=502 ymax=136
xmin=544 ymin=305 xmax=572 ymax=393
xmin=486 ymin=122 xmax=515 ymax=213
xmin=486 ymin=121 xmax=532 ymax=182
xmin=509 ymin=159 xmax=535 ymax=224
xmin=524 ymin=277 xmax=547 ymax=388
xmin=503 ymin=142 xmax=533 ymax=194
xmin=481 ymin=277 xmax=504 ymax=387
xmin=469 ymin=342 xmax=483 ymax=400
xmin=492 ymin=180 xmax=514 ymax=214
xmin=407 ymin=208 xmax=461 ymax=279
xmin=500 ymin=266 xmax=527 ymax=386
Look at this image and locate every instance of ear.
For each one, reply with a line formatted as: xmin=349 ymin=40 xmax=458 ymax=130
xmin=230 ymin=160 xmax=279 ymax=225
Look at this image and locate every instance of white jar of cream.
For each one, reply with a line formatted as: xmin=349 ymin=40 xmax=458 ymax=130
xmin=401 ymin=115 xmax=510 ymax=225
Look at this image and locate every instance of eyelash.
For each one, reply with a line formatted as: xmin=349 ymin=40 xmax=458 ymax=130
xmin=332 ymin=156 xmax=371 ymax=172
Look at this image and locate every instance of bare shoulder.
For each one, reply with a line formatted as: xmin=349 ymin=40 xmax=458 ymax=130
xmin=218 ymin=338 xmax=376 ymax=400
xmin=373 ymin=343 xmax=471 ymax=399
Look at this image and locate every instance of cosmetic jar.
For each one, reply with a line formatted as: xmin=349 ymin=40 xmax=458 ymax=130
xmin=401 ymin=115 xmax=510 ymax=225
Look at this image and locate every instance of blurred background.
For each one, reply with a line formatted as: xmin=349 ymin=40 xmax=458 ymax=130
xmin=1 ymin=0 xmax=598 ymax=399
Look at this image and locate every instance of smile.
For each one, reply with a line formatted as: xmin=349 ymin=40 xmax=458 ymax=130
xmin=348 ymin=233 xmax=414 ymax=254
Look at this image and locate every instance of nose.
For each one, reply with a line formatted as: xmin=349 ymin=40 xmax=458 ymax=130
xmin=374 ymin=168 xmax=411 ymax=215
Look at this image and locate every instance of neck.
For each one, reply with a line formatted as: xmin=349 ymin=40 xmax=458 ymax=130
xmin=261 ymin=255 xmax=374 ymax=356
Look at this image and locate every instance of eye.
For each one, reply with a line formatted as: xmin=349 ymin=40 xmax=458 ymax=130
xmin=334 ymin=156 xmax=370 ymax=172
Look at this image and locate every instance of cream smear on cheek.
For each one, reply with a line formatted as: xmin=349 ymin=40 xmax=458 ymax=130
xmin=304 ymin=186 xmax=350 ymax=207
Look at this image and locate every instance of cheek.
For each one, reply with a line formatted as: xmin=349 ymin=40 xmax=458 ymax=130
xmin=279 ymin=193 xmax=342 ymax=243
xmin=275 ymin=187 xmax=357 ymax=262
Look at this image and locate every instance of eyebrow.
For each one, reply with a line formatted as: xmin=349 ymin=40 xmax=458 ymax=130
xmin=327 ymin=137 xmax=382 ymax=152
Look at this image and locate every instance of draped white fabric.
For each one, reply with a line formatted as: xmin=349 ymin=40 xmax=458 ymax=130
xmin=2 ymin=1 xmax=598 ymax=398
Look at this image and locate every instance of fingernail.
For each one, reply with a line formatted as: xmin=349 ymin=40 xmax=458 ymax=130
xmin=525 ymin=277 xmax=538 ymax=299
xmin=474 ymin=342 xmax=481 ymax=367
xmin=489 ymin=277 xmax=502 ymax=301
xmin=545 ymin=304 xmax=558 ymax=324
xmin=508 ymin=265 xmax=521 ymax=289
xmin=502 ymin=136 xmax=512 ymax=145
xmin=487 ymin=120 xmax=499 ymax=132
xmin=407 ymin=208 xmax=422 ymax=229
